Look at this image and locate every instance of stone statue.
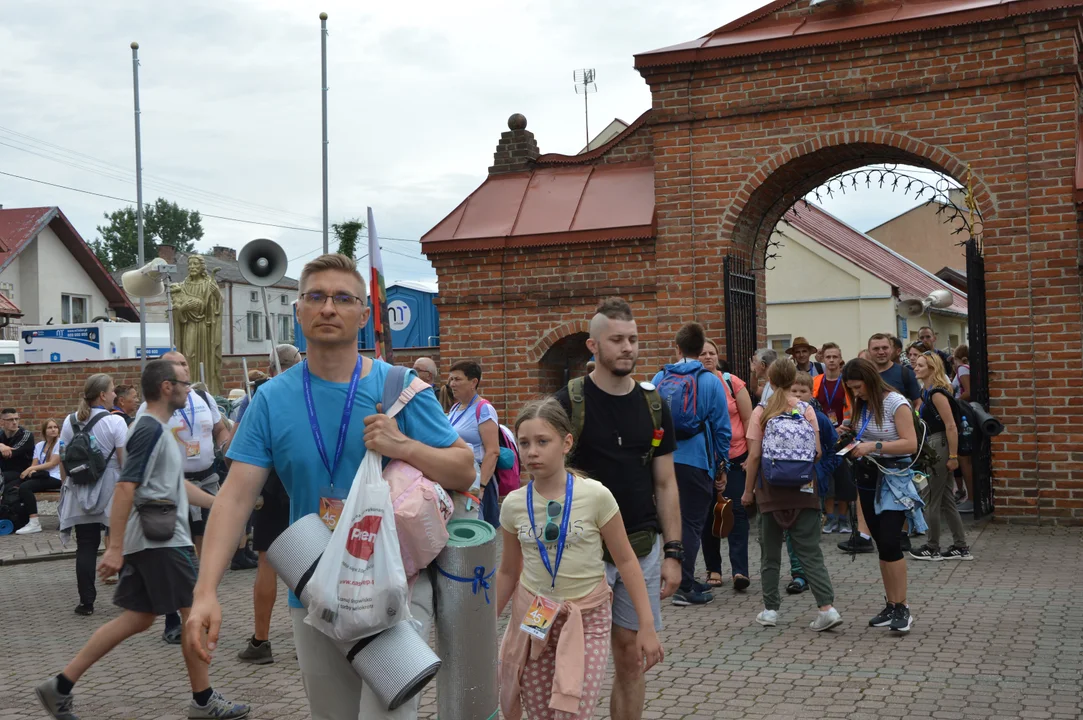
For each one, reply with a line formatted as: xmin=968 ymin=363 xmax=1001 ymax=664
xmin=170 ymin=255 xmax=224 ymax=395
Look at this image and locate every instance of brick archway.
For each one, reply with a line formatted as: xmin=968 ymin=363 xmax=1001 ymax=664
xmin=526 ymin=320 xmax=590 ymax=364
xmin=720 ymin=130 xmax=996 ymax=259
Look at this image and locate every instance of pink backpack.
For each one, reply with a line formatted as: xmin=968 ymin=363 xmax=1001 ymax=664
xmin=383 ymin=368 xmax=454 ymax=577
xmin=475 ymin=399 xmax=523 ymax=497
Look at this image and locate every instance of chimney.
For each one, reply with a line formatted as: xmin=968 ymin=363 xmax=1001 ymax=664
xmin=157 ymin=244 xmax=176 ymax=264
xmin=489 ymin=113 xmax=539 ymax=174
xmin=212 ymin=245 xmax=237 ymax=262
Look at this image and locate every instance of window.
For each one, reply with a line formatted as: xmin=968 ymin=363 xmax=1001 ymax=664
xmin=0 ymin=282 xmax=13 ymax=301
xmin=61 ymin=294 xmax=90 ymax=324
xmin=767 ymin=335 xmax=791 ymax=354
xmin=280 ymin=294 xmax=289 ymax=305
xmin=949 ymin=334 xmax=960 ymax=348
xmin=247 ymin=311 xmax=263 ymax=342
xmin=250 ymin=291 xmax=259 ymax=303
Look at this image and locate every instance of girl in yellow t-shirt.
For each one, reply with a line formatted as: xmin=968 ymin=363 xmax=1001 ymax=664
xmin=495 ymin=398 xmax=663 ymax=720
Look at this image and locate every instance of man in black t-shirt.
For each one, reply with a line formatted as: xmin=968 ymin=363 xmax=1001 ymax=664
xmin=555 ymin=297 xmax=681 ymax=720
xmin=0 ymin=408 xmax=34 ymax=488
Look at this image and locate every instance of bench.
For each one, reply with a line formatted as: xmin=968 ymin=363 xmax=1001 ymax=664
xmin=34 ymin=491 xmax=60 ymax=504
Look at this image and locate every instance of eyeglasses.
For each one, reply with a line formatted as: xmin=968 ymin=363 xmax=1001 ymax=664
xmin=167 ymin=378 xmax=193 ymax=387
xmin=542 ymin=500 xmax=562 ymax=542
xmin=300 ymin=291 xmax=364 ymax=307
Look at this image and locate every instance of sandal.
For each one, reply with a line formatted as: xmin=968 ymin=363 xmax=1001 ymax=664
xmin=733 ymin=574 xmax=751 ymax=591
xmin=705 ymin=571 xmax=724 ymax=588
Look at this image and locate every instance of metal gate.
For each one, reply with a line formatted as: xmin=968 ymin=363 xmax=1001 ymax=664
xmin=724 ymin=253 xmax=758 ymax=385
xmin=965 ymin=238 xmax=993 ymax=519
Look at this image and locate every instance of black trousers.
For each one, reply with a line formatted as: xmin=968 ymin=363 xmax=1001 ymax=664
xmin=17 ymin=472 xmax=61 ymax=515
xmin=75 ymin=523 xmax=102 ymax=607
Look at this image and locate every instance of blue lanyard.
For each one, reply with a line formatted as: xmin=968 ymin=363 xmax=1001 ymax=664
xmin=176 ymin=393 xmax=196 ymax=434
xmin=449 ymin=395 xmax=478 ymax=427
xmin=822 ymin=378 xmax=841 ymax=409
xmin=303 ymin=357 xmax=362 ymax=488
xmin=526 ymin=473 xmax=574 ymax=589
xmin=854 ymin=409 xmax=874 ymax=443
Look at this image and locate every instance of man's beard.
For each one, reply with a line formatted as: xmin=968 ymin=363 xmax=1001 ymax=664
xmin=599 ymin=351 xmax=637 ymax=377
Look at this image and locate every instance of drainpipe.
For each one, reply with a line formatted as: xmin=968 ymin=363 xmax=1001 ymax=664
xmin=227 ymin=281 xmax=235 ymax=354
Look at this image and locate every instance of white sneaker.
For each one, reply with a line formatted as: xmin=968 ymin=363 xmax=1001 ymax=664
xmin=810 ymin=607 xmax=843 ymax=632
xmin=16 ymin=518 xmax=41 ymax=535
xmin=756 ymin=608 xmax=778 ymax=627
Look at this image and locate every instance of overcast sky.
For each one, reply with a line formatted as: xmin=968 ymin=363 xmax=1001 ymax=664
xmin=0 ymin=0 xmax=941 ymax=285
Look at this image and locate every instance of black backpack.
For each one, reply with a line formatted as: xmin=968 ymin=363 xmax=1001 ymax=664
xmin=0 ymin=483 xmax=29 ymax=531
xmin=62 ymin=413 xmax=116 ymax=486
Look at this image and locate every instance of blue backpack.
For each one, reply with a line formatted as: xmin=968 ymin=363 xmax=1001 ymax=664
xmin=656 ymin=367 xmax=709 ymax=440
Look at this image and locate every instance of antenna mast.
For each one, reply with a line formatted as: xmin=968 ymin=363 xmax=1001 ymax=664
xmin=573 ymin=69 xmax=597 ymax=150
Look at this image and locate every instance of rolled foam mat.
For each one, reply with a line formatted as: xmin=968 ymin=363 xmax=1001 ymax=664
xmin=433 ymin=519 xmax=499 ymax=720
xmin=266 ymin=513 xmax=332 ymax=597
xmin=349 ymin=619 xmax=442 ymax=711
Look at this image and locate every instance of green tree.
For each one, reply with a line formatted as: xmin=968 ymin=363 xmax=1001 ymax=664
xmin=92 ymin=198 xmax=204 ymax=271
xmin=332 ymin=218 xmax=365 ymax=259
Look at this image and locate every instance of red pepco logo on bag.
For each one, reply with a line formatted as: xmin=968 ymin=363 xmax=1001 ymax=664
xmin=346 ymin=514 xmax=382 ymax=561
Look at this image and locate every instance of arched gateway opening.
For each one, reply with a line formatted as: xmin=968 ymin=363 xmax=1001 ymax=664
xmin=721 ymin=141 xmax=993 ymax=516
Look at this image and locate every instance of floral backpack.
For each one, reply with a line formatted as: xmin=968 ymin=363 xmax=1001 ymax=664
xmin=759 ymin=401 xmax=817 ymax=488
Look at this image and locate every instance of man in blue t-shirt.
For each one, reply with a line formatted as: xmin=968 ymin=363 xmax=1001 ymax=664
xmin=868 ymin=333 xmax=921 ymax=404
xmin=185 ymin=253 xmax=475 ymax=720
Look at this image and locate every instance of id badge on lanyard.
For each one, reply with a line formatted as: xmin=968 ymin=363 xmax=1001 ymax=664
xmin=176 ymin=394 xmax=200 ymax=458
xmin=304 ymin=357 xmax=362 ymax=531
xmin=519 ymin=473 xmax=574 ymax=641
xmin=837 ymin=410 xmax=873 ymax=456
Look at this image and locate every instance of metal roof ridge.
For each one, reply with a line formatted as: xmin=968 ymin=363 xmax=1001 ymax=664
xmin=802 ymin=203 xmax=966 ymax=299
xmin=535 ymin=110 xmax=652 ymax=165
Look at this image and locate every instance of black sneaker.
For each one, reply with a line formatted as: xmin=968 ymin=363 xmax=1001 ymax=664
xmin=73 ymin=604 xmax=94 ymax=616
xmin=869 ymin=601 xmax=895 ymax=627
xmin=231 ymin=549 xmax=259 ymax=571
xmin=671 ymin=587 xmax=714 ymax=606
xmin=890 ymin=604 xmax=914 ymax=633
xmin=908 ymin=544 xmax=943 ymax=562
xmin=838 ymin=535 xmax=875 ymax=553
xmin=940 ymin=544 xmax=974 ymax=561
xmin=786 ymin=577 xmax=808 ymax=594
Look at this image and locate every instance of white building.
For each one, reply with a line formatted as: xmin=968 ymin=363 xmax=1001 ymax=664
xmin=114 ymin=245 xmax=299 ymax=356
xmin=0 ymin=206 xmax=138 ymax=338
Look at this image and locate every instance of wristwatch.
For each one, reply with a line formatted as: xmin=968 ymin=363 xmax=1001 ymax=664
xmin=875 ymin=441 xmax=883 ymax=452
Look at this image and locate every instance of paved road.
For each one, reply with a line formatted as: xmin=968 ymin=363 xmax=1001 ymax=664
xmin=2 ymin=522 xmax=1081 ymax=719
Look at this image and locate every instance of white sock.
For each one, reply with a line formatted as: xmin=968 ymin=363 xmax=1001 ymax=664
xmin=859 ymin=532 xmax=871 ymax=540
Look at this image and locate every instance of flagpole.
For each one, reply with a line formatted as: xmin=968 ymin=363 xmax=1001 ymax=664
xmin=131 ymin=41 xmax=147 ymax=370
xmin=320 ymin=12 xmax=329 ymax=254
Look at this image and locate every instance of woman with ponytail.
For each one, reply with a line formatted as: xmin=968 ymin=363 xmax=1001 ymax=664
xmin=58 ymin=374 xmax=129 ymax=615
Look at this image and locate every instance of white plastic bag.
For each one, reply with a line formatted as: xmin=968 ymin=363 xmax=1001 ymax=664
xmin=304 ymin=449 xmax=411 ymax=642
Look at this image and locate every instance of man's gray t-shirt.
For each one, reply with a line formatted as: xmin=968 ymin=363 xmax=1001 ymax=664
xmin=118 ymin=415 xmax=192 ymax=555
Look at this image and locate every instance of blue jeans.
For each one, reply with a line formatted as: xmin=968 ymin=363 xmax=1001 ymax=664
xmin=700 ymin=457 xmax=749 ymax=579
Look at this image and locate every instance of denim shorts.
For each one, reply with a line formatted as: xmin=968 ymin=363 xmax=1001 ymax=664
xmin=604 ymin=537 xmax=663 ymax=632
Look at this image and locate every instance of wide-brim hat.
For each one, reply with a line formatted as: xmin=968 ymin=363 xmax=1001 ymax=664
xmin=785 ymin=337 xmax=819 ymax=355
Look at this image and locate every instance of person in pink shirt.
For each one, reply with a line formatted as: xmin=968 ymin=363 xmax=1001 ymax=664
xmin=697 ymin=340 xmax=755 ymax=591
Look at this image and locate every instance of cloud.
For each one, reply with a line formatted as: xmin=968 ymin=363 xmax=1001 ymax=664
xmin=0 ymin=0 xmax=941 ymax=288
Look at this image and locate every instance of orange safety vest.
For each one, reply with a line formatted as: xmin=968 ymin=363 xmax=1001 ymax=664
xmin=812 ymin=374 xmax=850 ymax=426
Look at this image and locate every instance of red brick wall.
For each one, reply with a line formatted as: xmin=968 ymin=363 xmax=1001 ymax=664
xmin=426 ymin=7 xmax=1083 ymax=524
xmin=0 ymin=348 xmax=439 ymax=432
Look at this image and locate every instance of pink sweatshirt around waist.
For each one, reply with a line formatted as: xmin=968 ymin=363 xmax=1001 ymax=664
xmin=499 ymin=579 xmax=612 ymax=719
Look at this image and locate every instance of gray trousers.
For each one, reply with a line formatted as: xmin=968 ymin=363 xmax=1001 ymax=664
xmin=760 ymin=508 xmax=835 ymax=611
xmin=925 ymin=432 xmax=968 ymax=550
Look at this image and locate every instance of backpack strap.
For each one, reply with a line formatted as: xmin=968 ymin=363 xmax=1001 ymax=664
xmin=381 ymin=365 xmax=412 ymax=418
xmin=77 ymin=411 xmax=117 ymax=466
xmin=567 ymin=376 xmax=586 ymax=443
xmin=721 ymin=372 xmax=735 ymax=399
xmin=475 ymin=398 xmax=492 ymax=422
xmin=641 ymin=383 xmax=664 ymax=465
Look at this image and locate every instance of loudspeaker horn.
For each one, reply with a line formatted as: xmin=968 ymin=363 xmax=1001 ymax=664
xmin=900 ymin=298 xmax=926 ymax=318
xmin=926 ymin=288 xmax=954 ymax=309
xmin=238 ymin=238 xmax=287 ymax=287
xmin=121 ymin=257 xmax=173 ymax=298
xmin=901 ymin=288 xmax=955 ymax=318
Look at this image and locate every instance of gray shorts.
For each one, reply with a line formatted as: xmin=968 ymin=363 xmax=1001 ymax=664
xmin=605 ymin=537 xmax=663 ymax=632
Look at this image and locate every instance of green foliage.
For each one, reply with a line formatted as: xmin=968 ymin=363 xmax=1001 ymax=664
xmin=332 ymin=219 xmax=365 ymax=259
xmin=93 ymin=198 xmax=204 ymax=271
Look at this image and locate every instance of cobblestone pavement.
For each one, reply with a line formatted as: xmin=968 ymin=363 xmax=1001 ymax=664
xmin=2 ymin=521 xmax=1081 ymax=719
xmin=0 ymin=508 xmax=103 ymax=566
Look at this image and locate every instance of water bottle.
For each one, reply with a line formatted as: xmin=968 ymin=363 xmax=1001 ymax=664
xmin=89 ymin=435 xmax=100 ymax=453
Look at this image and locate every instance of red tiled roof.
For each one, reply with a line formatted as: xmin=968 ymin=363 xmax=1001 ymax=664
xmin=785 ymin=203 xmax=968 ymax=315
xmin=0 ymin=207 xmax=138 ymax=320
xmin=421 ymin=162 xmax=655 ymax=253
xmin=635 ymin=0 xmax=1083 ymax=68
xmin=0 ymin=292 xmax=22 ymax=317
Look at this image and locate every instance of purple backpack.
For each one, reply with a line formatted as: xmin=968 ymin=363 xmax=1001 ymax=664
xmin=759 ymin=401 xmax=816 ymax=488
